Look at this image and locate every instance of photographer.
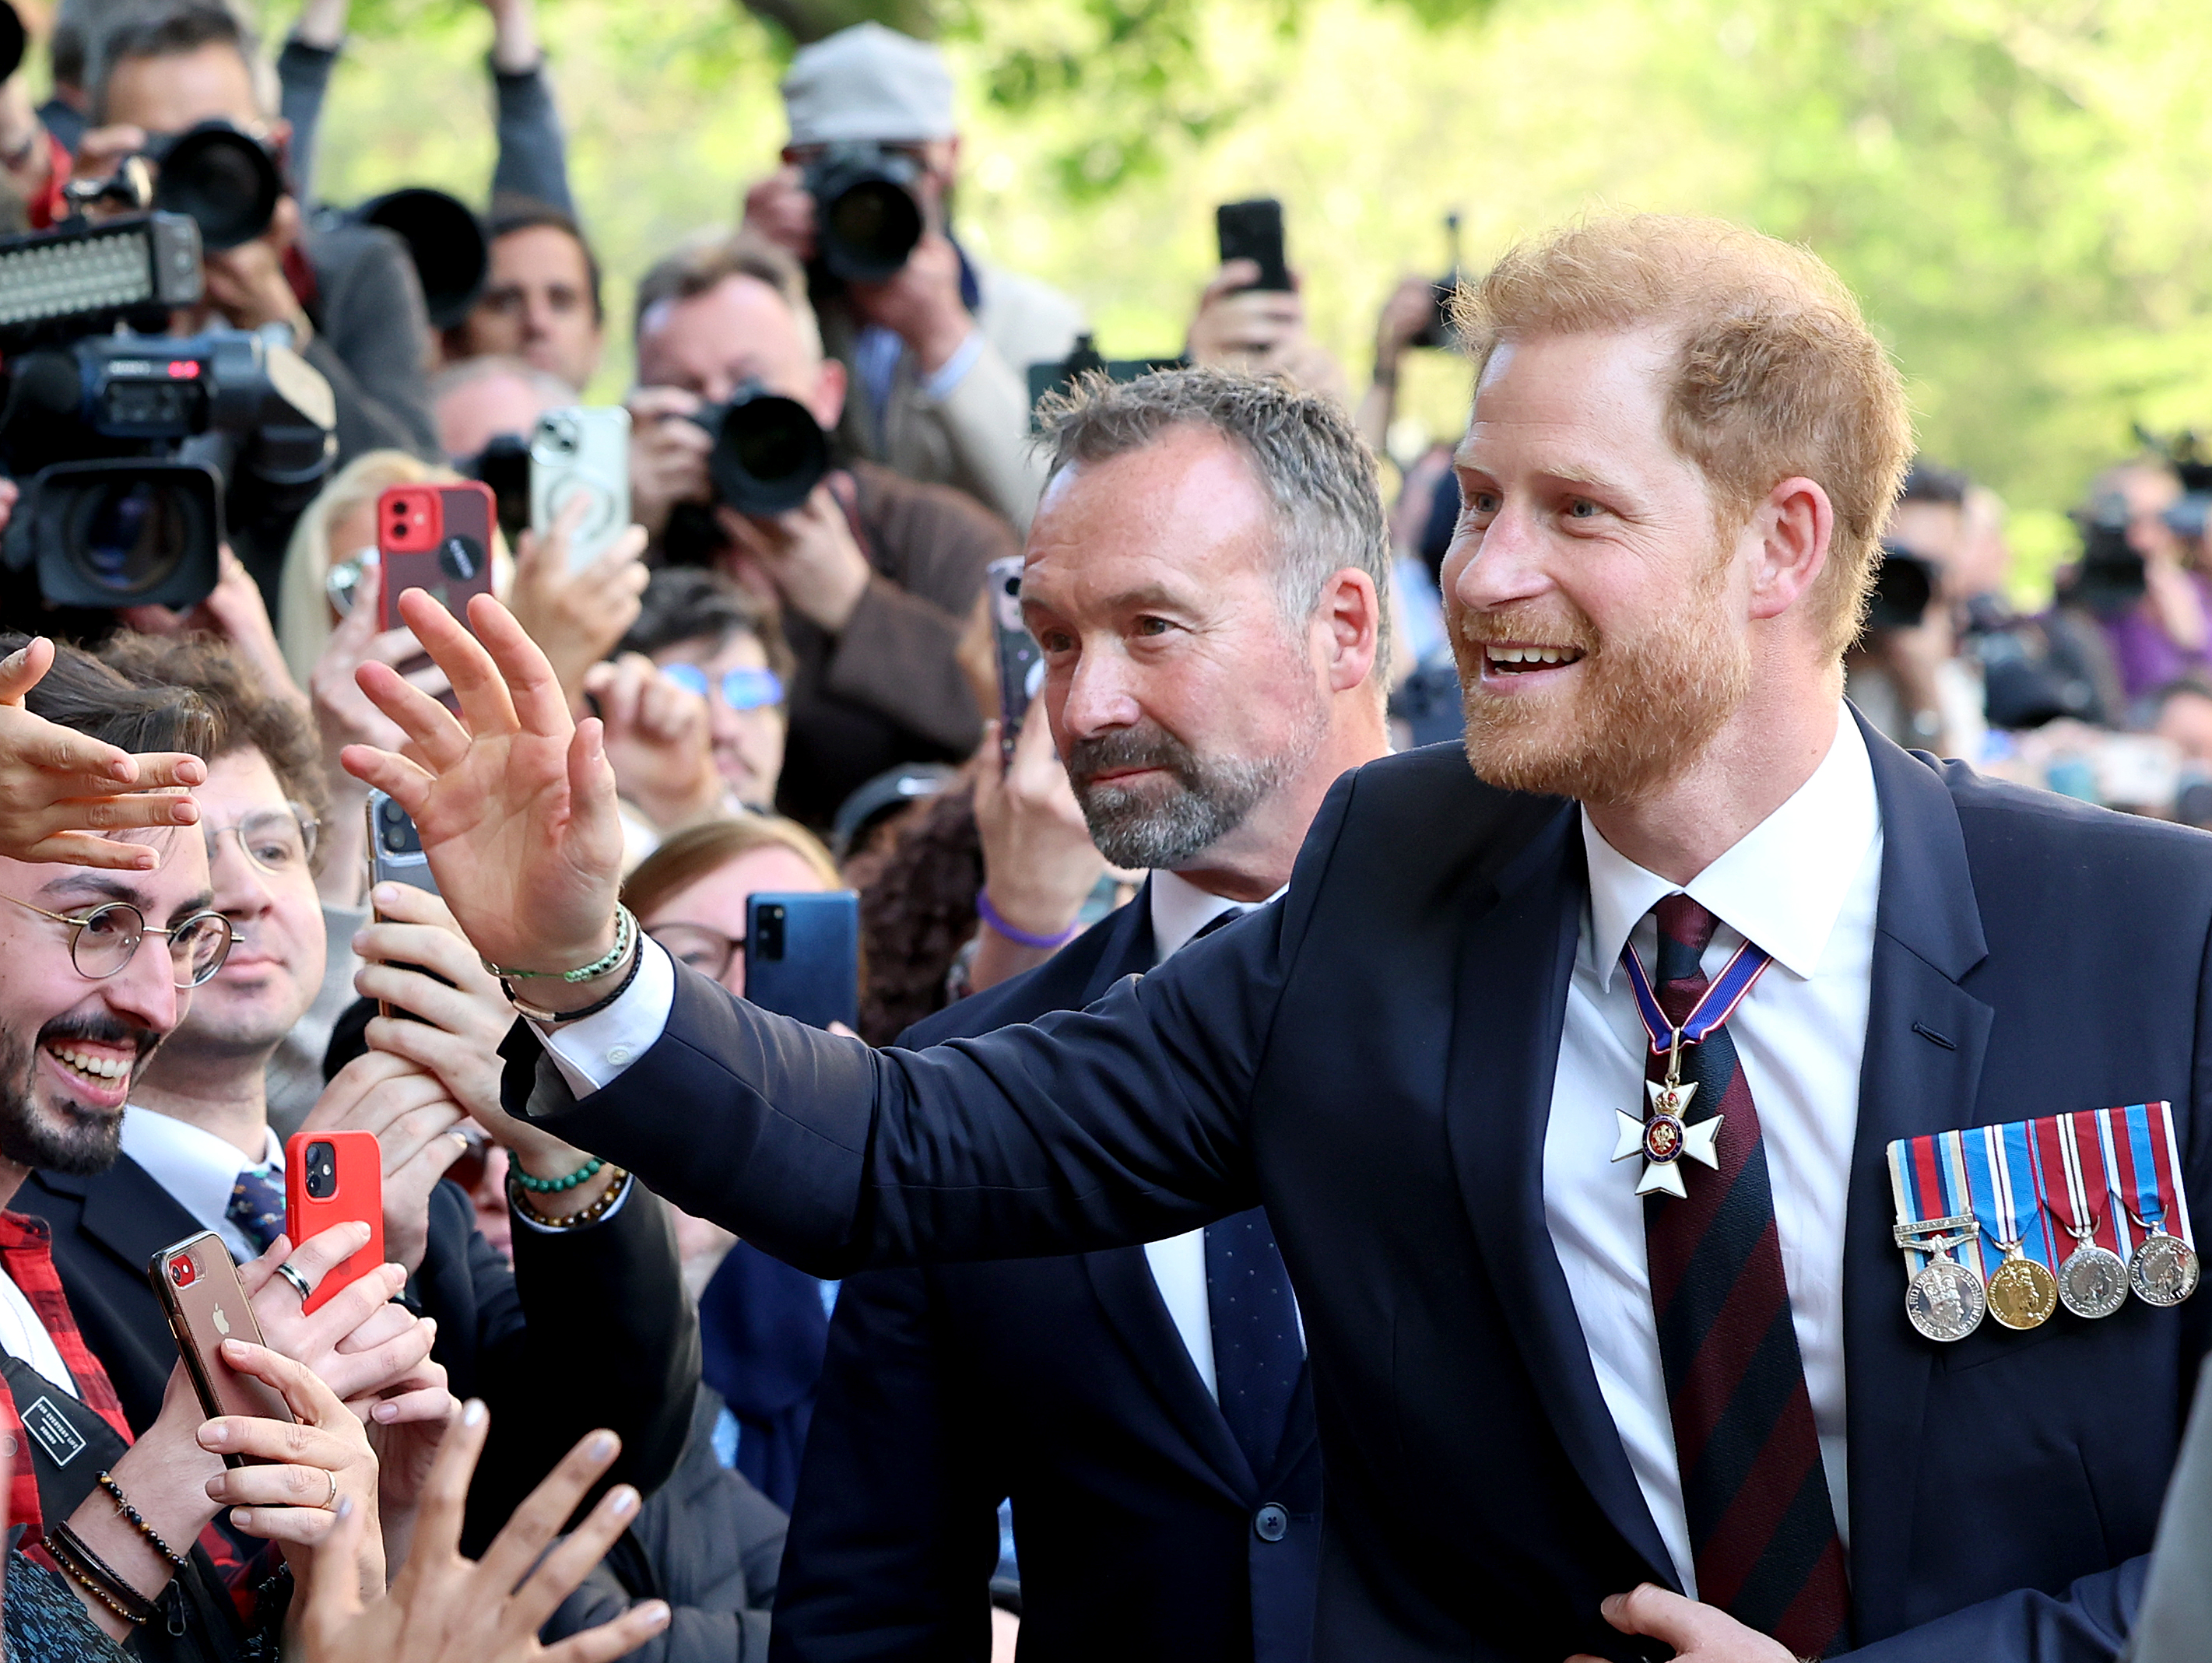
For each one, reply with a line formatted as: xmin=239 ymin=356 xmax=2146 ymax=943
xmin=739 ymin=23 xmax=1083 ymax=532
xmin=1843 ymin=461 xmax=1983 ymax=758
xmin=629 ymin=232 xmax=1008 ymax=828
xmin=80 ymin=3 xmax=438 ymax=514
xmin=2076 ymin=456 xmax=2212 ymax=702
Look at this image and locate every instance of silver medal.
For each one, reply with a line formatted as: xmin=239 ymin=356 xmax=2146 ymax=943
xmin=1905 ymin=1254 xmax=1986 ymax=1342
xmin=2056 ymin=1242 xmax=2129 ymax=1319
xmin=2130 ymin=1230 xmax=2201 ymax=1308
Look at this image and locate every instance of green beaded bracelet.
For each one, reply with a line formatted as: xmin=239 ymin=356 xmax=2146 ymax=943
xmin=512 ymin=1154 xmax=607 ymax=1194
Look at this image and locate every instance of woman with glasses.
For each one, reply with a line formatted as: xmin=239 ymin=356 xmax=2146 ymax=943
xmin=620 ymin=816 xmax=841 ymax=1000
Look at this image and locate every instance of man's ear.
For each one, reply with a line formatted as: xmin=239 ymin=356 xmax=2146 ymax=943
xmin=1313 ymin=567 xmax=1382 ymax=695
xmin=1747 ymin=476 xmax=1834 ymax=624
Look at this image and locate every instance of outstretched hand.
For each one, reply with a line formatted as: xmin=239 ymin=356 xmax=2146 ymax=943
xmin=0 ymin=637 xmax=206 ymax=868
xmin=339 ymin=589 xmax=625 ymax=990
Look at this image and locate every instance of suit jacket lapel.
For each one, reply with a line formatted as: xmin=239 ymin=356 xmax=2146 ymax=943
xmin=44 ymin=1156 xmax=199 ymax=1281
xmin=1841 ymin=718 xmax=1992 ymax=1638
xmin=1443 ymin=798 xmax=1684 ymax=1590
xmin=1073 ymin=883 xmax=1252 ymax=1497
xmin=1079 ymin=1245 xmax=1255 ymax=1500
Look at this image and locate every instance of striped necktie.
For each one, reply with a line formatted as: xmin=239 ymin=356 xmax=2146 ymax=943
xmin=1642 ymin=893 xmax=1849 ymax=1655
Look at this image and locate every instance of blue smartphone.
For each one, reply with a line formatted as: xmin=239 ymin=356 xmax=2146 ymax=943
xmin=745 ymin=891 xmax=860 ymax=1031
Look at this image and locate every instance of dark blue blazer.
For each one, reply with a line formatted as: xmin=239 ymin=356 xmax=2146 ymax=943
xmin=772 ymin=888 xmax=1322 ymax=1663
xmin=698 ymin=1239 xmax=832 ymax=1513
xmin=509 ymin=719 xmax=2210 ymax=1661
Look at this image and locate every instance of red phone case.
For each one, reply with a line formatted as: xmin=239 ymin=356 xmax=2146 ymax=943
xmin=377 ymin=480 xmax=498 ymax=633
xmin=283 ymin=1131 xmax=384 ymax=1316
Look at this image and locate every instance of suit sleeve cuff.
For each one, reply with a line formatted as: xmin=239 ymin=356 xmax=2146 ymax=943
xmin=919 ymin=327 xmax=987 ymax=402
xmin=531 ymin=937 xmax=676 ymax=1096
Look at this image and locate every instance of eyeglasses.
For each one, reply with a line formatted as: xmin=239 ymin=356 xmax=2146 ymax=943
xmin=204 ymin=805 xmax=320 ymax=878
xmin=3 ymin=896 xmax=235 ymax=988
xmin=661 ymin=663 xmax=785 ymax=713
xmin=645 ymin=921 xmax=743 ymax=982
xmin=327 ymin=547 xmax=378 ymax=617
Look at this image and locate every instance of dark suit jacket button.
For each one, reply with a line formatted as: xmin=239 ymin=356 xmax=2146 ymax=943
xmin=1254 ymin=1503 xmax=1290 ymax=1542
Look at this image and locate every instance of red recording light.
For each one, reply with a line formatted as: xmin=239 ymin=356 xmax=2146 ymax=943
xmin=166 ymin=361 xmax=201 ymax=379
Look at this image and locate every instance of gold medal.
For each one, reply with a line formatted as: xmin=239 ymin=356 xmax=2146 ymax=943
xmin=1983 ymin=1237 xmax=2057 ymax=1330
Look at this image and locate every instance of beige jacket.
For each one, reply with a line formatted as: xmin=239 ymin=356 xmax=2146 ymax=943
xmin=823 ymin=256 xmax=1086 ymax=534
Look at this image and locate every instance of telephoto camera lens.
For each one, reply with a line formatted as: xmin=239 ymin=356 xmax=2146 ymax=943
xmin=700 ymin=385 xmax=831 ymax=518
xmin=802 ymin=142 xmax=926 ymax=283
xmin=153 ymin=123 xmax=283 ymax=251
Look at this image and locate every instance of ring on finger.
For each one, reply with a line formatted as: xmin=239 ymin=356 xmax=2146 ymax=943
xmin=274 ymin=1261 xmax=313 ymax=1303
xmin=321 ymin=1468 xmax=339 ymax=1510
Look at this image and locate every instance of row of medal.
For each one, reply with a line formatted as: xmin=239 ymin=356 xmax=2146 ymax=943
xmin=1887 ymin=1102 xmax=2198 ymax=1343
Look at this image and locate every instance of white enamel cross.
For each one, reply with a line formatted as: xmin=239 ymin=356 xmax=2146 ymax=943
xmin=1611 ymin=1077 xmax=1724 ymax=1198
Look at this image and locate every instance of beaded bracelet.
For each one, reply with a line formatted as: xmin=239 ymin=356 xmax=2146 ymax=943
xmin=975 ymin=889 xmax=1082 ymax=953
xmin=47 ymin=1523 xmax=158 ymax=1626
xmin=503 ymin=924 xmax=646 ymax=1026
xmin=511 ymin=1153 xmax=606 ymax=1195
xmin=97 ymin=1471 xmax=185 ymax=1570
xmin=482 ymin=907 xmax=636 ymax=984
xmin=510 ymin=1167 xmax=630 ymax=1231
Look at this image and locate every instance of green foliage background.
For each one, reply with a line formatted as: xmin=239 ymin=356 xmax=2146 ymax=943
xmin=258 ymin=0 xmax=2212 ymax=598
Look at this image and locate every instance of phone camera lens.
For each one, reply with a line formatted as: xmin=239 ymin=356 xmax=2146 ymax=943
xmin=168 ymin=1257 xmax=197 ymax=1289
xmin=305 ymin=1142 xmax=338 ymax=1200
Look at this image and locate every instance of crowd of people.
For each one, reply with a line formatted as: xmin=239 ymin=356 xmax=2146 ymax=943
xmin=0 ymin=2 xmax=2198 ymax=1661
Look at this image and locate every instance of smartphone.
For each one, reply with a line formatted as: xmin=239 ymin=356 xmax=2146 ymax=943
xmin=377 ymin=480 xmax=498 ymax=633
xmin=364 ymin=790 xmax=437 ymax=895
xmin=1216 ymin=198 xmax=1293 ymax=293
xmin=745 ymin=891 xmax=859 ymax=1031
xmin=283 ymin=1132 xmax=384 ymax=1316
xmin=531 ymin=406 xmax=633 ymax=572
xmin=986 ymin=556 xmax=1042 ymax=766
xmin=149 ymin=1233 xmax=293 ymax=1464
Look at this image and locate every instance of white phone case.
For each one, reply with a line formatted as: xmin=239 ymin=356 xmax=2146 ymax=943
xmin=530 ymin=406 xmax=634 ymax=571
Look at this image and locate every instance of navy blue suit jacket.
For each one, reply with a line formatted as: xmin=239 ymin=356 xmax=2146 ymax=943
xmin=773 ymin=886 xmax=1322 ymax=1663
xmin=509 ymin=721 xmax=2209 ymax=1661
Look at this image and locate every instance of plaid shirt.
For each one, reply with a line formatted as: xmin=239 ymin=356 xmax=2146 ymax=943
xmin=0 ymin=1210 xmax=132 ymax=1537
xmin=0 ymin=1211 xmax=278 ymax=1625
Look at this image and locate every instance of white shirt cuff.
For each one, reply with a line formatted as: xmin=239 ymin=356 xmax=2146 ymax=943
xmin=531 ymin=937 xmax=676 ymax=1097
xmin=509 ymin=1168 xmax=636 ymax=1234
xmin=920 ymin=328 xmax=986 ymax=402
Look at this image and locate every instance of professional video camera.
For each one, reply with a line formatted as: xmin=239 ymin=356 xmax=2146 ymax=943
xmin=68 ymin=120 xmax=285 ymax=253
xmin=802 ymin=142 xmax=925 ymax=284
xmin=0 ymin=212 xmax=335 ymax=623
xmin=662 ymin=382 xmax=831 ymax=565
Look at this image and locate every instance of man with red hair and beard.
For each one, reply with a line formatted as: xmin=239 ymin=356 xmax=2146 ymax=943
xmin=358 ymin=216 xmax=2200 ymax=1663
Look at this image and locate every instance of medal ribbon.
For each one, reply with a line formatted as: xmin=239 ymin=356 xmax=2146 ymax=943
xmin=1619 ymin=933 xmax=1774 ymax=1058
xmin=2112 ymin=1102 xmax=2195 ymax=1248
xmin=1888 ymin=1129 xmax=1977 ymax=1275
xmin=2027 ymin=1114 xmax=2092 ymax=1265
xmin=1957 ymin=1125 xmax=2023 ymax=1282
xmin=2059 ymin=1110 xmax=2118 ymax=1253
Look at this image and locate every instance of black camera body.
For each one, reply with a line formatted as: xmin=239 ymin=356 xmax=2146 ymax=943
xmin=0 ymin=325 xmax=336 ymax=615
xmin=1863 ymin=539 xmax=1937 ymax=634
xmin=802 ymin=142 xmax=926 ymax=284
xmin=2070 ymin=490 xmax=2148 ymax=620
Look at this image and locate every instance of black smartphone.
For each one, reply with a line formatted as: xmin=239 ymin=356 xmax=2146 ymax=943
xmin=746 ymin=892 xmax=859 ymax=1031
xmin=987 ymin=556 xmax=1042 ymax=765
xmin=1216 ymin=198 xmax=1293 ymax=293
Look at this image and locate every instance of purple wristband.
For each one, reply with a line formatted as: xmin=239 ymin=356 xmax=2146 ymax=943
xmin=976 ymin=889 xmax=1082 ymax=952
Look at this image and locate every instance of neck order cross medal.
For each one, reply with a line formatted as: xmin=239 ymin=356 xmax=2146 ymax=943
xmin=1610 ymin=935 xmax=1773 ymax=1199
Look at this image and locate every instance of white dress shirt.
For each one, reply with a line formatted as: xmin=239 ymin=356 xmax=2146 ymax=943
xmin=1544 ymin=704 xmax=1880 ymax=1596
xmin=0 ymin=1268 xmax=75 ymax=1394
xmin=121 ymin=1107 xmax=285 ymax=1265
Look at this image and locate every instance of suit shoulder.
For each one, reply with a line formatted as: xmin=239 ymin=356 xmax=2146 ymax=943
xmin=1944 ymin=758 xmax=2212 ymax=889
xmin=1325 ymin=743 xmax=1568 ymax=855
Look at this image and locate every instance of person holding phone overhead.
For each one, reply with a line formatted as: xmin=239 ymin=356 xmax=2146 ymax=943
xmin=0 ymin=638 xmax=446 ymax=1657
xmin=23 ymin=636 xmax=699 ymax=1556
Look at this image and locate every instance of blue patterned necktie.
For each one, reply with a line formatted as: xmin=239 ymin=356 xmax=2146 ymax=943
xmin=226 ymin=1165 xmax=286 ymax=1257
xmin=1205 ymin=1208 xmax=1304 ymax=1482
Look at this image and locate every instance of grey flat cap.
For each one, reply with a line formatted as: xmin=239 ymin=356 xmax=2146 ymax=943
xmin=781 ymin=22 xmax=956 ymax=146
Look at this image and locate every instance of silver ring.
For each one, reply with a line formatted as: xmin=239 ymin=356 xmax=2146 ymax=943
xmin=273 ymin=1261 xmax=313 ymax=1303
xmin=321 ymin=1468 xmax=339 ymax=1510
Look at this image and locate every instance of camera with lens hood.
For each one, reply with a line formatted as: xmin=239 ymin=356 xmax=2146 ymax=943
xmin=661 ymin=382 xmax=831 ymax=566
xmin=802 ymin=142 xmax=926 ymax=285
xmin=0 ymin=210 xmax=335 ymax=626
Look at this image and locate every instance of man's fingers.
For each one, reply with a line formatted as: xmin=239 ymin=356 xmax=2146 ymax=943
xmin=329 ymin=1300 xmax=414 ymax=1356
xmin=356 ymin=657 xmax=473 ymax=772
xmin=398 ymin=588 xmax=521 ymax=739
xmin=280 ymin=1220 xmax=374 ymax=1289
xmin=1599 ymin=1584 xmax=1708 ymax=1644
xmin=469 ymin=593 xmax=575 ymax=739
xmin=19 ymin=831 xmax=164 ymax=871
xmin=476 ymin=1427 xmax=623 ymax=1592
xmin=508 ymin=1482 xmax=645 ymax=1633
xmin=367 ymin=1384 xmax=457 ymax=1426
xmin=0 ymin=636 xmax=54 ymax=704
xmin=209 ymin=1338 xmax=351 ymax=1428
xmin=301 ymin=1493 xmax=372 ymax=1633
xmin=392 ymin=1398 xmax=487 ymax=1602
xmin=338 ymin=742 xmax=434 ymax=811
xmin=314 ymin=1309 xmax=437 ymax=1403
xmin=538 ymin=1601 xmax=672 ymax=1663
